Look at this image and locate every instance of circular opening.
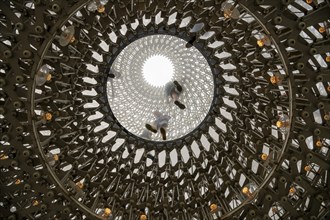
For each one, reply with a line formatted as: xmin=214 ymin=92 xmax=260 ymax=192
xmin=142 ymin=55 xmax=174 ymax=87
xmin=107 ymin=34 xmax=214 ymax=141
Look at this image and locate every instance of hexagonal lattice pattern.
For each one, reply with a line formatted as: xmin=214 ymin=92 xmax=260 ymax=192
xmin=107 ymin=34 xmax=214 ymax=141
xmin=0 ymin=0 xmax=329 ymax=220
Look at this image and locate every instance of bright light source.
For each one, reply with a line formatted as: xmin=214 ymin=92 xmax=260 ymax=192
xmin=142 ymin=55 xmax=174 ymax=87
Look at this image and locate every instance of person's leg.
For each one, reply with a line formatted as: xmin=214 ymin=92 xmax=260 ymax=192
xmin=160 ymin=127 xmax=166 ymax=140
xmin=145 ymin=121 xmax=157 ymax=133
xmin=174 ymin=100 xmax=186 ymax=109
xmin=173 ymin=81 xmax=182 ymax=92
xmin=171 ymin=88 xmax=185 ymax=109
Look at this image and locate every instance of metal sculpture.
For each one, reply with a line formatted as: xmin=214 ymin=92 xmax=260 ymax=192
xmin=0 ymin=0 xmax=329 ymax=219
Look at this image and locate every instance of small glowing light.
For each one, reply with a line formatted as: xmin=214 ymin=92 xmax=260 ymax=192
xmin=257 ymin=39 xmax=264 ymax=47
xmin=242 ymin=187 xmax=250 ymax=194
xmin=140 ymin=214 xmax=147 ymax=220
xmin=276 ymin=114 xmax=290 ymax=133
xmin=142 ymin=55 xmax=174 ymax=87
xmin=316 ymin=140 xmax=323 ymax=147
xmin=53 ymin=154 xmax=59 ymax=161
xmin=324 ymin=114 xmax=330 ymax=120
xmin=261 ymin=153 xmax=268 ymax=161
xmin=15 ymin=179 xmax=21 ymax=185
xmin=257 ymin=35 xmax=271 ymax=47
xmin=224 ymin=10 xmax=231 ymax=18
xmin=326 ymin=56 xmax=330 ymax=62
xmin=104 ymin=208 xmax=112 ymax=217
xmin=319 ymin=27 xmax=326 ymax=33
xmin=289 ymin=187 xmax=296 ymax=194
xmin=327 ymin=85 xmax=330 ymax=91
xmin=304 ymin=165 xmax=311 ymax=172
xmin=276 ymin=121 xmax=283 ymax=127
xmin=306 ymin=0 xmax=313 ymax=4
xmin=43 ymin=112 xmax=53 ymax=121
xmin=242 ymin=183 xmax=257 ymax=198
xmin=76 ymin=182 xmax=84 ymax=189
xmin=32 ymin=200 xmax=39 ymax=206
xmin=97 ymin=5 xmax=105 ymax=12
xmin=210 ymin=203 xmax=218 ymax=213
xmin=270 ymin=73 xmax=283 ymax=85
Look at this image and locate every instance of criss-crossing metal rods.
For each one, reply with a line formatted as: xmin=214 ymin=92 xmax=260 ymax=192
xmin=0 ymin=0 xmax=329 ymax=219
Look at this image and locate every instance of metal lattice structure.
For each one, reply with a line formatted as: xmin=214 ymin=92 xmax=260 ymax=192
xmin=0 ymin=0 xmax=330 ymax=219
xmin=107 ymin=34 xmax=214 ymax=141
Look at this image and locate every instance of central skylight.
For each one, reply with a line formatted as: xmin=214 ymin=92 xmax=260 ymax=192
xmin=107 ymin=35 xmax=214 ymax=141
xmin=142 ymin=55 xmax=174 ymax=87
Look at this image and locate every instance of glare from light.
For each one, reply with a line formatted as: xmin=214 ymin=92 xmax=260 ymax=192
xmin=142 ymin=55 xmax=174 ymax=87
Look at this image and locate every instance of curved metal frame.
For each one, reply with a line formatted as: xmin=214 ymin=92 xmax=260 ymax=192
xmin=1 ymin=0 xmax=329 ymax=219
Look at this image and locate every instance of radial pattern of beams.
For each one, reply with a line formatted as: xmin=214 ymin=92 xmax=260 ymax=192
xmin=0 ymin=0 xmax=329 ymax=220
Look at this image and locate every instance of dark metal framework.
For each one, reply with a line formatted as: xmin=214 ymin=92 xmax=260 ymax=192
xmin=0 ymin=0 xmax=330 ymax=219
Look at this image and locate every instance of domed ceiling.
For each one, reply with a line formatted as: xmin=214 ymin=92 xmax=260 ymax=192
xmin=0 ymin=0 xmax=330 ymax=219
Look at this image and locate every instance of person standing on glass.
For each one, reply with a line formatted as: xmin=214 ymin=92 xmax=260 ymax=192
xmin=164 ymin=80 xmax=185 ymax=109
xmin=145 ymin=111 xmax=171 ymax=140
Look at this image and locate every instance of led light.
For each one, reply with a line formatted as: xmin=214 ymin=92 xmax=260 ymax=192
xmin=59 ymin=26 xmax=75 ymax=47
xmin=32 ymin=200 xmax=39 ymax=206
xmin=327 ymin=85 xmax=330 ymax=91
xmin=304 ymin=165 xmax=311 ymax=172
xmin=316 ymin=140 xmax=323 ymax=147
xmin=210 ymin=203 xmax=218 ymax=213
xmin=35 ymin=65 xmax=52 ymax=86
xmin=140 ymin=214 xmax=147 ymax=220
xmin=76 ymin=182 xmax=84 ymax=189
xmin=306 ymin=0 xmax=313 ymax=3
xmin=242 ymin=183 xmax=257 ymax=198
xmin=326 ymin=56 xmax=330 ymax=62
xmin=53 ymin=154 xmax=59 ymax=161
xmin=261 ymin=153 xmax=268 ymax=161
xmin=242 ymin=187 xmax=250 ymax=195
xmin=104 ymin=208 xmax=112 ymax=217
xmin=87 ymin=0 xmax=108 ymax=12
xmin=319 ymin=26 xmax=326 ymax=33
xmin=15 ymin=179 xmax=21 ymax=185
xmin=42 ymin=112 xmax=53 ymax=121
xmin=289 ymin=187 xmax=296 ymax=194
xmin=221 ymin=2 xmax=240 ymax=19
xmin=276 ymin=114 xmax=290 ymax=133
xmin=97 ymin=5 xmax=105 ymax=13
xmin=257 ymin=39 xmax=264 ymax=47
xmin=270 ymin=73 xmax=283 ymax=85
xmin=257 ymin=34 xmax=271 ymax=47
